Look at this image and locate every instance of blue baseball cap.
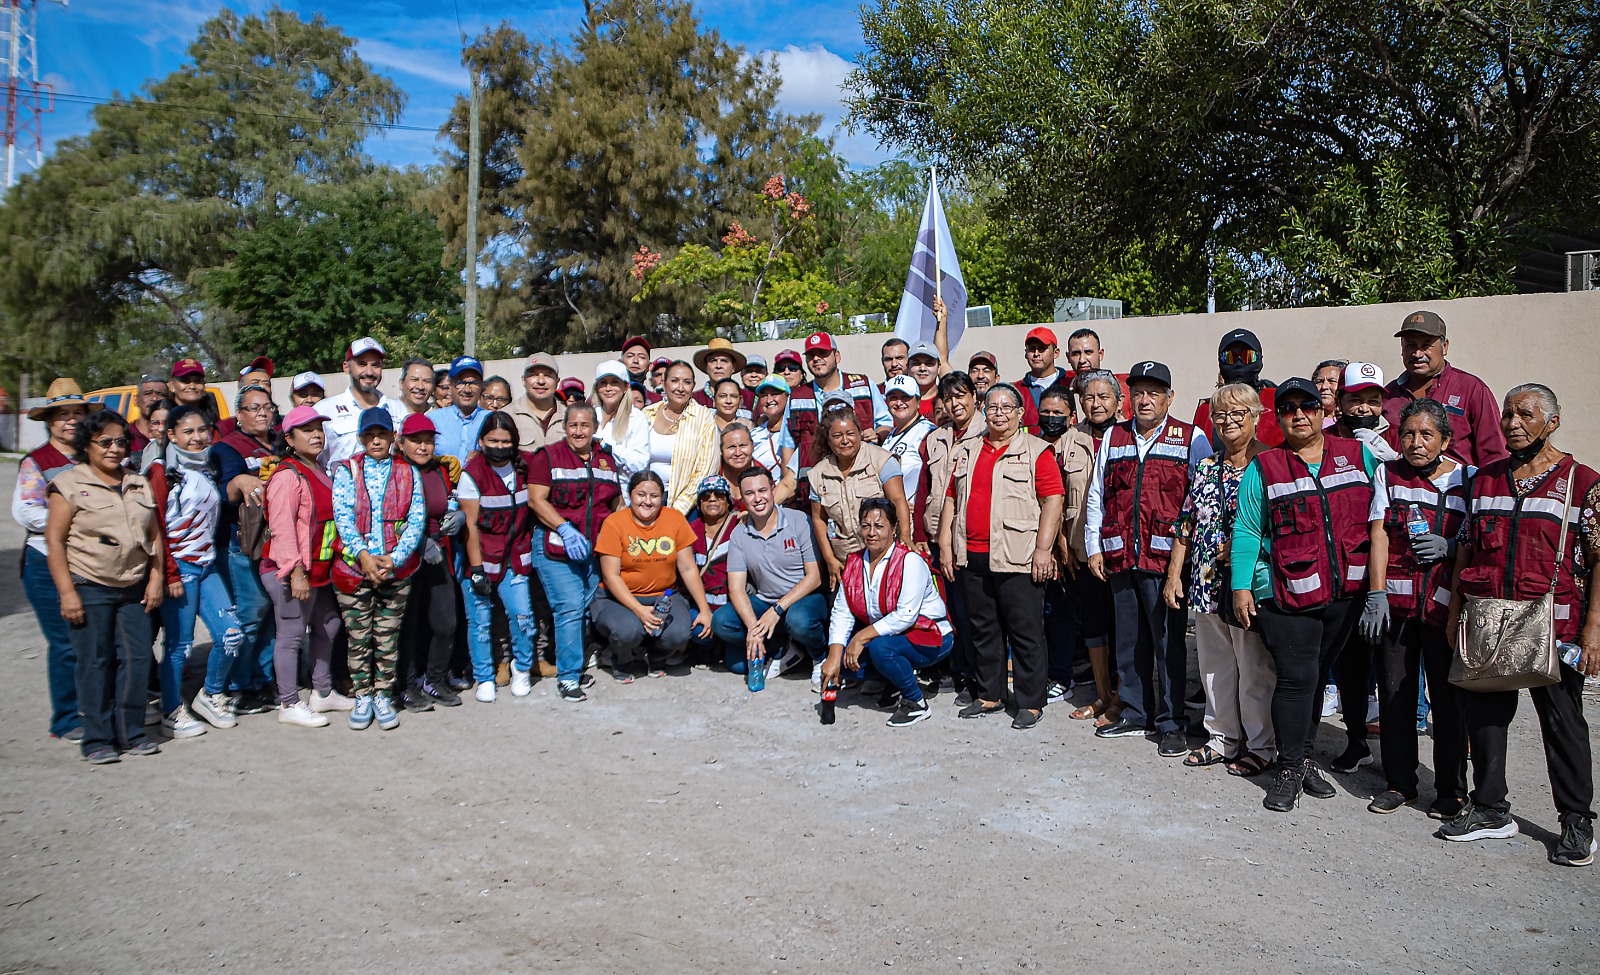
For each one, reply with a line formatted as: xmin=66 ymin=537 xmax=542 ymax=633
xmin=755 ymin=375 xmax=791 ymax=395
xmin=696 ymin=475 xmax=731 ymax=498
xmin=358 ymin=406 xmax=394 ymax=435
xmin=448 ymin=355 xmax=484 ymax=379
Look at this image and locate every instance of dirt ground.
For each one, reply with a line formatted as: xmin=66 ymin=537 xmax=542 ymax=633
xmin=0 ymin=458 xmax=1596 ymax=975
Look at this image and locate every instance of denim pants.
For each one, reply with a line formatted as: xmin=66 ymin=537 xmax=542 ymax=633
xmin=1110 ymin=569 xmax=1188 ymax=734
xmin=23 ymin=545 xmax=78 ymax=736
xmin=71 ymin=579 xmax=153 ymax=756
xmin=710 ymin=592 xmax=830 ymax=674
xmin=163 ymin=559 xmax=244 ymax=709
xmin=530 ymin=531 xmax=599 ymax=683
xmin=460 ymin=569 xmax=535 ymax=682
xmin=219 ymin=541 xmax=275 ymax=691
xmin=863 ymin=631 xmax=954 ymax=703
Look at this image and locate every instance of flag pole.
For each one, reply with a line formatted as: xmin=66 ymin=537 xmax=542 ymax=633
xmin=931 ymin=167 xmax=942 ymax=308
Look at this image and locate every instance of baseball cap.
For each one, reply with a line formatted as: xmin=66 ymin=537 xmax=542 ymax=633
xmin=1218 ymin=328 xmax=1262 ymax=355
xmin=967 ymin=350 xmax=999 ymax=371
xmin=744 ymin=353 xmax=768 ymax=371
xmin=650 ymin=356 xmax=672 ymax=371
xmin=696 ymin=474 xmax=731 ymax=498
xmin=358 ymin=406 xmax=394 ymax=434
xmin=558 ymin=377 xmax=586 ymax=398
xmin=755 ymin=375 xmax=791 ymax=395
xmin=1276 ymin=377 xmax=1321 ymax=407
xmin=1025 ymin=326 xmax=1058 ymax=346
xmin=170 ymin=358 xmax=205 ymax=379
xmin=448 ymin=355 xmax=484 ymax=379
xmin=773 ymin=349 xmax=803 ymax=368
xmin=1395 ymin=310 xmax=1446 ymax=338
xmin=819 ymin=390 xmax=853 ymax=411
xmin=595 ymin=359 xmax=630 ymax=384
xmin=291 ymin=370 xmax=324 ymax=392
xmin=400 ymin=413 xmax=437 ymax=437
xmin=1127 ymin=360 xmax=1173 ymax=389
xmin=907 ymin=341 xmax=939 ymax=363
xmin=346 ymin=336 xmax=386 ymax=361
xmin=523 ymin=352 xmax=559 ymax=377
xmin=1340 ymin=362 xmax=1385 ymax=393
xmin=280 ymin=405 xmax=327 ymax=434
xmin=883 ymin=375 xmax=920 ymax=398
xmin=804 ymin=332 xmax=837 ymax=354
xmin=621 ymin=335 xmax=652 ymax=354
xmin=239 ymin=355 xmax=274 ymax=379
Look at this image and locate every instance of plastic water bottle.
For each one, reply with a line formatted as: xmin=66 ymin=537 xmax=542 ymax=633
xmin=747 ymin=653 xmax=766 ymax=692
xmin=1560 ymin=642 xmax=1583 ymax=669
xmin=650 ymin=588 xmax=674 ymax=637
xmin=1405 ymin=504 xmax=1430 ymax=538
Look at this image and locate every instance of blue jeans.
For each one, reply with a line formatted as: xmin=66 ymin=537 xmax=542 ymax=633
xmin=71 ymin=580 xmax=152 ymax=756
xmin=1044 ymin=578 xmax=1080 ymax=686
xmin=219 ymin=541 xmax=275 ymax=691
xmin=863 ymin=631 xmax=954 ymax=703
xmin=530 ymin=531 xmax=598 ymax=684
xmin=163 ymin=559 xmax=244 ymax=707
xmin=23 ymin=545 xmax=78 ymax=736
xmin=711 ymin=593 xmax=830 ymax=674
xmin=460 ymin=569 xmax=535 ymax=682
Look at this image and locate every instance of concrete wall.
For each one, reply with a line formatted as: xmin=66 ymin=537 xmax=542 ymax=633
xmin=17 ymin=291 xmax=1600 ymax=456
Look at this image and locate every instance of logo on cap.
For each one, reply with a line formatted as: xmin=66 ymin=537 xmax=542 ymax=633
xmin=1140 ymin=362 xmax=1154 ymax=371
xmin=1409 ymin=313 xmax=1426 ymax=324
xmin=1361 ymin=363 xmax=1376 ymax=378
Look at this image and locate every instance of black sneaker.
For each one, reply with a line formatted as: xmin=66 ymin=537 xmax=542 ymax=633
xmin=1263 ymin=763 xmax=1304 ymax=812
xmin=1156 ymin=730 xmax=1189 ymax=757
xmin=1427 ymin=796 xmax=1467 ymax=821
xmin=401 ymin=682 xmax=435 ymax=712
xmin=234 ymin=688 xmax=277 ymax=716
xmin=887 ymin=698 xmax=931 ymax=728
xmin=1552 ymin=813 xmax=1596 ymax=867
xmin=421 ymin=679 xmax=462 ymax=707
xmin=1011 ymin=708 xmax=1042 ymax=730
xmin=448 ymin=673 xmax=475 ymax=692
xmin=1095 ymin=717 xmax=1149 ymax=739
xmin=953 ymin=680 xmax=975 ymax=708
xmin=1329 ymin=742 xmax=1373 ymax=774
xmin=1046 ymin=681 xmax=1069 ymax=704
xmin=558 ymin=680 xmax=588 ymax=703
xmin=1301 ymin=760 xmax=1337 ymax=799
xmin=578 ymin=673 xmax=596 ymax=689
xmin=876 ymin=687 xmax=901 ymax=709
xmin=1368 ymin=790 xmax=1416 ymax=814
xmin=1437 ymin=802 xmax=1519 ymax=842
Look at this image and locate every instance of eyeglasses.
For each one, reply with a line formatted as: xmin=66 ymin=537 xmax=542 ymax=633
xmin=987 ymin=402 xmax=1020 ymax=415
xmin=454 ymin=378 xmax=482 ymax=387
xmin=1220 ymin=349 xmax=1260 ymax=366
xmin=91 ymin=437 xmax=130 ymax=449
xmin=1211 ymin=409 xmax=1252 ymax=423
xmin=1276 ymin=400 xmax=1322 ymax=416
xmin=239 ymin=404 xmax=274 ymax=414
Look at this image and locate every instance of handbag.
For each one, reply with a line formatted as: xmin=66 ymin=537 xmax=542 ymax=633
xmin=1449 ymin=471 xmax=1568 ymax=692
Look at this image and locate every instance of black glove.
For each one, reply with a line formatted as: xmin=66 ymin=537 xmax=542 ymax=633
xmin=1410 ymin=532 xmax=1454 ymax=564
xmin=1358 ymin=590 xmax=1390 ymax=644
xmin=469 ymin=567 xmax=491 ymax=597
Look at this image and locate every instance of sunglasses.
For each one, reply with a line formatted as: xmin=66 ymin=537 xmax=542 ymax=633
xmin=91 ymin=436 xmax=131 ymax=449
xmin=1220 ymin=349 xmax=1260 ymax=365
xmin=1276 ymin=400 xmax=1322 ymax=416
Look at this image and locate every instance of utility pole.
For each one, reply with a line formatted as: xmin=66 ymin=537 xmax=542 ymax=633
xmin=462 ymin=68 xmax=481 ymax=356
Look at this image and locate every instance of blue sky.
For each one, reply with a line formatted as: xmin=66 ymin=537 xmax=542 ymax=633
xmin=33 ymin=0 xmax=892 ymax=176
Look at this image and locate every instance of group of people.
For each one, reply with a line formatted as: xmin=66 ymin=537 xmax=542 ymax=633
xmin=13 ymin=309 xmax=1597 ymax=869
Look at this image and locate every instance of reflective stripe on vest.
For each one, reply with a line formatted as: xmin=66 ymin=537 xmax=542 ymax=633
xmin=1381 ymin=460 xmax=1469 ymax=626
xmin=1099 ymin=418 xmax=1193 ymax=575
xmin=1256 ymin=436 xmax=1374 ymax=611
xmin=463 ymin=454 xmax=531 ymax=581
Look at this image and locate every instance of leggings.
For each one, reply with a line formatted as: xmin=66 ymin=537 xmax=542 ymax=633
xmin=399 ymin=558 xmax=457 ymax=688
xmin=1255 ymin=596 xmax=1360 ymax=765
xmin=263 ymin=573 xmax=341 ymax=707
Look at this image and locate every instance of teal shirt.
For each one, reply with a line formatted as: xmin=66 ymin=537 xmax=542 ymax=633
xmin=1230 ymin=446 xmax=1379 ymax=600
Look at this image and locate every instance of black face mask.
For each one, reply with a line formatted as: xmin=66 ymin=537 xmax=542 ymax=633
xmin=1343 ymin=413 xmax=1381 ymax=431
xmin=1088 ymin=417 xmax=1115 ymax=436
xmin=1037 ymin=415 xmax=1072 ymax=439
xmin=1508 ymin=435 xmax=1548 ymax=466
xmin=1412 ymin=455 xmax=1443 ymax=477
xmin=1219 ymin=361 xmax=1262 ymax=387
xmin=483 ymin=445 xmax=517 ymax=466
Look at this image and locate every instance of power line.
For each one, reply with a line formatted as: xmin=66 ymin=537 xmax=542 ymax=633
xmin=50 ymin=91 xmax=443 ymax=133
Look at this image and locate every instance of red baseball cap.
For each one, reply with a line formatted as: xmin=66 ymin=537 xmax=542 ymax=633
xmin=1025 ymin=326 xmax=1058 ymax=346
xmin=558 ymin=377 xmax=586 ymax=398
xmin=400 ymin=413 xmax=437 ymax=437
xmin=773 ymin=349 xmax=803 ymax=368
xmin=804 ymin=332 xmax=837 ymax=354
xmin=650 ymin=356 xmax=671 ymax=371
xmin=621 ymin=335 xmax=652 ymax=354
xmin=170 ymin=358 xmax=205 ymax=379
xmin=239 ymin=355 xmax=274 ymax=379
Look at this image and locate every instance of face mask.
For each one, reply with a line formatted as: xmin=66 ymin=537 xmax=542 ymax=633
xmin=483 ymin=445 xmax=517 ymax=466
xmin=1343 ymin=413 xmax=1380 ymax=431
xmin=1219 ymin=361 xmax=1262 ymax=387
xmin=1037 ymin=415 xmax=1072 ymax=439
xmin=1508 ymin=423 xmax=1549 ymax=466
xmin=1412 ymin=455 xmax=1443 ymax=477
xmin=1088 ymin=417 xmax=1115 ymax=435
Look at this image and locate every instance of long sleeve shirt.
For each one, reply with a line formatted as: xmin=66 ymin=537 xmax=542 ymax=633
xmin=11 ymin=456 xmax=50 ymax=555
xmin=1083 ymin=416 xmax=1212 ymax=557
xmin=1229 ymin=446 xmax=1381 ymax=599
xmin=827 ymin=548 xmax=952 ymax=647
xmin=264 ymin=462 xmax=334 ymax=580
xmin=332 ymin=457 xmax=425 ymax=564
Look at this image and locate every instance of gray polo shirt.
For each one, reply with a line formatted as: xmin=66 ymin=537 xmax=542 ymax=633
xmin=727 ymin=507 xmax=817 ymax=603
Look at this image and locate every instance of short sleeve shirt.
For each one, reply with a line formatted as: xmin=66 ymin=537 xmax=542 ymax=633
xmin=595 ymin=506 xmax=697 ymax=599
xmin=727 ymin=507 xmax=818 ymax=603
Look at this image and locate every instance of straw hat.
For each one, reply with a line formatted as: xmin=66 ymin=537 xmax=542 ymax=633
xmin=692 ymin=337 xmax=747 ymax=374
xmin=28 ymin=378 xmax=89 ymax=420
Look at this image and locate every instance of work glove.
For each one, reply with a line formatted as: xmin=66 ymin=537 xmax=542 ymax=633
xmin=469 ymin=566 xmax=492 ymax=598
xmin=556 ymin=522 xmax=591 ymax=561
xmin=439 ymin=509 xmax=466 ymax=536
xmin=1351 ymin=427 xmax=1399 ymax=462
xmin=1409 ymin=532 xmax=1454 ymax=564
xmin=422 ymin=538 xmax=443 ymax=566
xmin=1358 ymin=590 xmax=1390 ymax=644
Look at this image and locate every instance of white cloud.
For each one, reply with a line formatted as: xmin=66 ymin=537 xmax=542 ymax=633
xmin=764 ymin=43 xmax=893 ymax=166
xmin=357 ymin=38 xmax=467 ymax=88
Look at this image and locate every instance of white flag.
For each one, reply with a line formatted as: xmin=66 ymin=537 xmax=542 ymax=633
xmin=893 ymin=169 xmax=967 ymax=350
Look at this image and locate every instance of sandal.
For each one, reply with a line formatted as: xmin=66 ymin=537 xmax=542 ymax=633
xmin=1226 ymin=752 xmax=1270 ymax=777
xmin=1184 ymin=745 xmax=1228 ymax=767
xmin=1069 ymin=698 xmax=1106 ymax=720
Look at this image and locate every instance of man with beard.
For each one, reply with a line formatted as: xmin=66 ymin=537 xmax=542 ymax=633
xmin=316 ymin=337 xmax=408 ymax=466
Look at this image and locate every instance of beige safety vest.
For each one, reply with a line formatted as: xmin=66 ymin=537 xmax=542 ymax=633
xmin=808 ymin=441 xmax=895 ymax=562
xmin=918 ymin=416 xmax=984 ymax=542
xmin=51 ymin=464 xmax=158 ymax=587
xmin=948 ymin=432 xmax=1050 ymax=573
xmin=1058 ymin=425 xmax=1098 ymax=560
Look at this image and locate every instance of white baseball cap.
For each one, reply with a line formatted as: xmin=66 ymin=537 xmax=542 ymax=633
xmin=595 ymin=359 xmax=629 ymax=384
xmin=291 ymin=370 xmax=324 ymax=392
xmin=883 ymin=375 xmax=920 ymax=398
xmin=346 ymin=336 xmax=386 ymax=360
xmin=1340 ymin=361 xmax=1385 ymax=393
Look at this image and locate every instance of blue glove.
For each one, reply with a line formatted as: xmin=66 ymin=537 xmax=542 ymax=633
xmin=1358 ymin=590 xmax=1390 ymax=644
xmin=557 ymin=522 xmax=591 ymax=561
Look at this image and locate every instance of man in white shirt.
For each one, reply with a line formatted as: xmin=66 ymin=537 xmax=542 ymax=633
xmin=316 ymin=337 xmax=408 ymax=467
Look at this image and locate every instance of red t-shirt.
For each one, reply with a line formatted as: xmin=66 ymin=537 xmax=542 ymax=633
xmin=947 ymin=440 xmax=1065 ymax=553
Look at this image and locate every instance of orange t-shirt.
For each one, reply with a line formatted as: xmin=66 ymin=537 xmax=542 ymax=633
xmin=595 ymin=507 xmax=697 ymax=599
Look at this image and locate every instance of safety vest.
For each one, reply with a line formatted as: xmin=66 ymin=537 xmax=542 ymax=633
xmin=693 ymin=516 xmax=736 ymax=607
xmin=262 ymin=456 xmax=337 ymax=588
xmin=786 ymin=372 xmax=877 ymax=490
xmin=948 ymin=432 xmax=1053 ymax=574
xmin=917 ymin=417 xmax=984 ymax=543
xmin=216 ymin=428 xmax=274 ymax=471
xmin=842 ymin=543 xmax=943 ymax=647
xmin=415 ymin=460 xmax=456 ymax=571
xmin=809 ymin=442 xmax=896 ymax=563
xmin=1380 ymin=460 xmax=1470 ymax=627
xmin=1098 ymin=418 xmax=1194 ymax=575
xmin=1457 ymin=454 xmax=1599 ymax=644
xmin=1255 ymin=436 xmax=1374 ymax=611
xmin=331 ymin=455 xmax=421 ymax=592
xmin=536 ymin=439 xmax=622 ymax=560
xmin=463 ymin=453 xmax=531 ymax=581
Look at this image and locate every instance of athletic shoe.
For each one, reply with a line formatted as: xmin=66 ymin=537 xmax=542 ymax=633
xmin=1552 ymin=813 xmax=1596 ymax=867
xmin=144 ymin=701 xmax=162 ymax=726
xmin=53 ymin=728 xmax=83 ymax=742
xmin=448 ymin=673 xmax=475 ymax=692
xmin=953 ymin=683 xmax=975 ymax=708
xmin=122 ymin=740 xmax=159 ymax=757
xmin=1321 ymin=683 xmax=1340 ymax=717
xmin=887 ymin=698 xmax=931 ymax=728
xmin=1046 ymin=681 xmax=1069 ymax=704
xmin=348 ymin=695 xmax=375 ymax=731
xmin=810 ymin=661 xmax=824 ymax=693
xmin=1156 ymin=730 xmax=1189 ymax=757
xmin=1366 ymin=694 xmax=1381 ymax=724
xmin=558 ymin=680 xmax=588 ymax=703
xmin=958 ymin=700 xmax=1005 ymax=719
xmin=578 ymin=673 xmax=596 ymax=689
xmin=1438 ymin=802 xmax=1518 ymax=842
xmin=1301 ymin=760 xmax=1337 ymax=799
xmin=373 ymin=692 xmax=400 ymax=731
xmin=1329 ymin=742 xmax=1373 ymax=774
xmin=1427 ymin=797 xmax=1468 ymax=821
xmin=1011 ymin=708 xmax=1042 ymax=730
xmin=1095 ymin=717 xmax=1149 ymax=739
xmin=278 ymin=701 xmax=329 ymax=728
xmin=162 ymin=705 xmax=208 ymax=739
xmin=192 ymin=691 xmax=237 ymax=730
xmin=861 ymin=678 xmax=887 ymax=697
xmin=234 ymin=688 xmax=277 ymax=716
xmin=1263 ymin=763 xmax=1305 ymax=812
xmin=84 ymin=746 xmax=120 ymax=765
xmin=400 ymin=681 xmax=435 ymax=712
xmin=771 ymin=643 xmax=804 ymax=676
xmin=586 ymin=651 xmax=599 ymax=671
xmin=1368 ymin=790 xmax=1415 ymax=814
xmin=309 ymin=688 xmax=354 ymax=713
xmin=510 ymin=668 xmax=533 ymax=697
xmin=421 ymin=679 xmax=462 ymax=707
xmin=475 ymin=681 xmax=497 ymax=703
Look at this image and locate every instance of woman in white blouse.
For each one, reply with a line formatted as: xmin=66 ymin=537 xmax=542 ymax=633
xmin=821 ymin=498 xmax=953 ymax=728
xmin=593 ymin=360 xmax=650 ymax=478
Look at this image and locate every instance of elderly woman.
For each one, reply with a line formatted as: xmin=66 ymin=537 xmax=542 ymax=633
xmin=480 ymin=376 xmax=513 ymax=413
xmin=1067 ymin=370 xmax=1123 ymax=723
xmin=45 ymin=409 xmax=165 ymax=764
xmin=1442 ymin=383 xmax=1599 ymax=867
xmin=643 ymin=360 xmax=721 ymax=513
xmin=1163 ymin=383 xmax=1274 ymax=775
xmin=809 ymin=405 xmax=912 ymax=589
xmin=593 ymin=360 xmax=650 ymax=478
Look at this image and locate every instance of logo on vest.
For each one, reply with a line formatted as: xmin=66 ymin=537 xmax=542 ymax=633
xmin=1447 ymin=394 xmax=1461 ymax=407
xmin=1333 ymin=454 xmax=1351 ymax=470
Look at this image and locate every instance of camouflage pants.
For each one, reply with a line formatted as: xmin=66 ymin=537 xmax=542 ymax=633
xmin=335 ymin=577 xmax=412 ymax=695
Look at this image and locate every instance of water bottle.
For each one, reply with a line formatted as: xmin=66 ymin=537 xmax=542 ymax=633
xmin=1405 ymin=504 xmax=1430 ymax=538
xmin=747 ymin=653 xmax=766 ymax=692
xmin=650 ymin=588 xmax=674 ymax=637
xmin=1560 ymin=642 xmax=1583 ymax=669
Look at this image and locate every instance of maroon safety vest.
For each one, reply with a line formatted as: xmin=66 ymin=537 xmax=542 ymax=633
xmin=1380 ymin=460 xmax=1470 ymax=627
xmin=261 ymin=456 xmax=337 ymax=588
xmin=786 ymin=372 xmax=877 ymax=485
xmin=331 ymin=455 xmax=422 ymax=593
xmin=842 ymin=543 xmax=943 ymax=647
xmin=1256 ymin=436 xmax=1374 ymax=611
xmin=1456 ymin=454 xmax=1599 ymax=644
xmin=463 ymin=454 xmax=531 ymax=581
xmin=415 ymin=461 xmax=456 ymax=570
xmin=1098 ymin=418 xmax=1194 ymax=574
xmin=216 ymin=428 xmax=273 ymax=469
xmin=534 ymin=439 xmax=622 ymax=559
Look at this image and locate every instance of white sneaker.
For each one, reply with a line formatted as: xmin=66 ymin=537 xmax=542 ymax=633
xmin=772 ymin=643 xmax=804 ymax=678
xmin=475 ymin=681 xmax=497 ymax=703
xmin=161 ymin=705 xmax=208 ymax=739
xmin=192 ymin=690 xmax=237 ymax=729
xmin=510 ymin=668 xmax=532 ymax=697
xmin=277 ymin=701 xmax=330 ymax=728
xmin=144 ymin=701 xmax=162 ymax=726
xmin=309 ymin=688 xmax=354 ymax=712
xmin=1321 ymin=684 xmax=1340 ymax=718
xmin=811 ymin=661 xmax=824 ymax=693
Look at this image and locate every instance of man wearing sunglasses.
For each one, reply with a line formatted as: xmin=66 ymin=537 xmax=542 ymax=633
xmin=1381 ymin=310 xmax=1506 ymax=467
xmin=1192 ymin=329 xmax=1282 ymax=448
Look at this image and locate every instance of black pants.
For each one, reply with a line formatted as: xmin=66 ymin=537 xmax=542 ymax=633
xmin=398 ymin=559 xmax=457 ymax=688
xmin=1071 ymin=569 xmax=1113 ymax=650
xmin=529 ymin=566 xmax=555 ymax=664
xmin=961 ymin=553 xmax=1048 ymax=710
xmin=1460 ymin=663 xmax=1595 ymax=820
xmin=1336 ymin=638 xmax=1376 ymax=744
xmin=1256 ymin=596 xmax=1360 ymax=765
xmin=1110 ymin=569 xmax=1187 ymax=733
xmin=1376 ymin=620 xmax=1467 ymax=801
xmin=70 ymin=580 xmax=152 ymax=756
xmin=933 ymin=548 xmax=977 ymax=681
xmin=1044 ymin=578 xmax=1080 ymax=685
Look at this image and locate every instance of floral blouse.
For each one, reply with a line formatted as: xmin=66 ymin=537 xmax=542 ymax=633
xmin=1175 ymin=454 xmax=1248 ymax=615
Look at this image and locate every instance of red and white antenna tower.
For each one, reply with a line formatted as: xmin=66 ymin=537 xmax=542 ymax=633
xmin=2 ymin=0 xmax=64 ymax=189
